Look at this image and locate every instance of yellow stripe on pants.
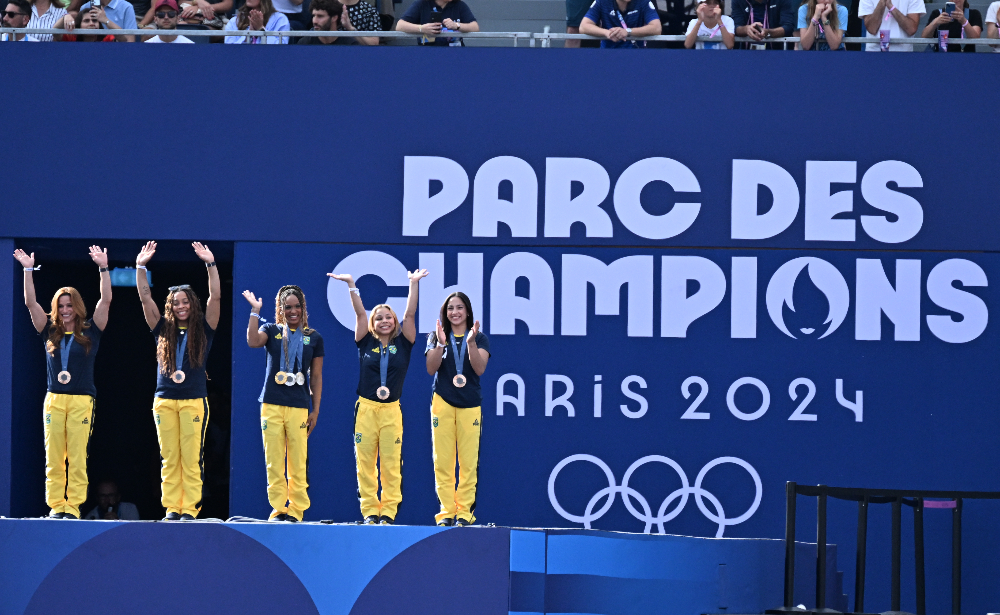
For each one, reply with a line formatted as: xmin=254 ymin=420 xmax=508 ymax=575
xmin=153 ymin=397 xmax=209 ymax=517
xmin=431 ymin=393 xmax=481 ymax=524
xmin=43 ymin=393 xmax=94 ymax=518
xmin=354 ymin=397 xmax=403 ymax=520
xmin=261 ymin=403 xmax=310 ymax=521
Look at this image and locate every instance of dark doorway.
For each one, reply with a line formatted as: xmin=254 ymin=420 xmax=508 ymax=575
xmin=11 ymin=239 xmax=233 ymax=520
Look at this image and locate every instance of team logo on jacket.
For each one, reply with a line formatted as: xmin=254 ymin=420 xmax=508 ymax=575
xmin=45 ymin=414 xmax=51 ymax=425
xmin=433 ymin=417 xmax=439 ymax=428
xmin=389 ymin=345 xmax=397 ymax=354
xmin=261 ymin=419 xmax=268 ymax=431
xmin=275 ymin=333 xmax=283 ymax=340
xmin=473 ymin=419 xmax=480 ymax=426
xmin=155 ymin=414 xmax=161 ymax=425
xmin=82 ymin=417 xmax=89 ymax=425
xmin=300 ymin=422 xmax=307 ymax=429
xmin=355 ymin=433 xmax=362 ymax=443
xmin=193 ymin=416 xmax=200 ymax=423
xmin=303 ymin=336 xmax=310 ymax=344
xmin=395 ymin=437 xmax=401 ymax=444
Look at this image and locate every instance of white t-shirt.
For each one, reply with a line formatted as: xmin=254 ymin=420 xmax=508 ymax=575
xmin=858 ymin=0 xmax=925 ymax=51
xmin=146 ymin=34 xmax=195 ymax=43
xmin=271 ymin=0 xmax=302 ymax=14
xmin=685 ymin=15 xmax=735 ymax=49
xmin=986 ymin=1 xmax=1000 ymax=52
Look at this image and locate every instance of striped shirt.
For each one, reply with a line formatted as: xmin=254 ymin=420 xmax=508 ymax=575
xmin=28 ymin=2 xmax=68 ymax=42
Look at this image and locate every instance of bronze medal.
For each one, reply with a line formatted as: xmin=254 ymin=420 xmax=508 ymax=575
xmin=453 ymin=374 xmax=467 ymax=388
xmin=376 ymin=386 xmax=390 ymax=401
xmin=171 ymin=370 xmax=186 ymax=384
xmin=57 ymin=371 xmax=72 ymax=385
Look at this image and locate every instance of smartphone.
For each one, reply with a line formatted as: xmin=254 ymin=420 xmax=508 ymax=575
xmin=944 ymin=2 xmax=955 ymax=13
xmin=431 ymin=11 xmax=444 ymax=22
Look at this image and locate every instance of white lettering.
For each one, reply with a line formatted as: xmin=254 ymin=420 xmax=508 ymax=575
xmin=327 ymin=251 xmax=408 ymax=330
xmin=926 ymin=259 xmax=989 ymax=344
xmin=543 ymin=158 xmax=613 ymax=238
xmin=418 ymin=253 xmax=484 ymax=334
xmin=497 ymin=374 xmax=526 ymax=416
xmin=402 ymin=156 xmax=469 ymax=236
xmin=489 ymin=252 xmax=555 ymax=335
xmin=613 ymin=157 xmax=701 ymax=239
xmin=804 ymin=161 xmax=856 ymax=242
xmin=661 ymin=256 xmax=726 ymax=338
xmin=620 ymin=375 xmax=648 ymax=419
xmin=731 ymin=160 xmax=800 ymax=240
xmin=545 ymin=375 xmax=575 ymax=417
xmin=561 ymin=255 xmax=654 ymax=337
xmin=472 ymin=156 xmax=538 ymax=237
xmin=731 ymin=257 xmax=758 ymax=339
xmin=855 ymin=259 xmax=921 ymax=341
xmin=860 ymin=161 xmax=924 ymax=244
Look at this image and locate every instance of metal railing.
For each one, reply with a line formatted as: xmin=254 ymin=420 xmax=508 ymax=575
xmin=766 ymin=482 xmax=1000 ymax=615
xmin=3 ymin=27 xmax=1000 ymax=48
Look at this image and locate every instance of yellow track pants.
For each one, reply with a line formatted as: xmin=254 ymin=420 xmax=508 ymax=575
xmin=354 ymin=397 xmax=403 ymax=520
xmin=43 ymin=393 xmax=94 ymax=518
xmin=261 ymin=403 xmax=310 ymax=521
xmin=153 ymin=397 xmax=209 ymax=517
xmin=431 ymin=393 xmax=481 ymax=524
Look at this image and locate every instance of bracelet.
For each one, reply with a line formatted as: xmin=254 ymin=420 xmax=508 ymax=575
xmin=24 ymin=266 xmax=40 ymax=271
xmin=205 ymin=261 xmax=216 ymax=268
xmin=136 ymin=265 xmax=147 ymax=270
xmin=349 ymin=287 xmax=360 ymax=295
xmin=99 ymin=267 xmax=109 ymax=272
xmin=251 ymin=312 xmax=267 ymax=323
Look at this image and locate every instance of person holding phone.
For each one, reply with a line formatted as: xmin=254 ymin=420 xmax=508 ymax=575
xmin=395 ymin=0 xmax=478 ymax=46
xmin=243 ymin=286 xmax=324 ymax=523
xmin=797 ymin=0 xmax=847 ymax=49
xmin=136 ymin=241 xmax=220 ymax=521
xmin=76 ymin=0 xmax=137 ymax=41
xmin=13 ymin=246 xmax=111 ymax=520
xmin=328 ymin=268 xmax=428 ymax=525
xmin=922 ymin=0 xmax=981 ymax=51
xmin=732 ymin=0 xmax=795 ymax=49
xmin=54 ymin=8 xmax=125 ymax=40
xmin=424 ymin=292 xmax=490 ymax=527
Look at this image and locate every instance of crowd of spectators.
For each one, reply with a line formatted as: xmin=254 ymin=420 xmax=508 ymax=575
xmin=1 ymin=0 xmax=999 ymax=50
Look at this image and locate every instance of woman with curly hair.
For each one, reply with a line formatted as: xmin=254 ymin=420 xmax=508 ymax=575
xmin=242 ymin=285 xmax=324 ymax=522
xmin=223 ymin=0 xmax=289 ymax=44
xmin=135 ymin=241 xmax=220 ymax=521
xmin=13 ymin=245 xmax=111 ymax=520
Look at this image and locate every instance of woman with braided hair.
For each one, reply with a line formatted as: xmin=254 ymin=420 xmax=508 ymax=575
xmin=136 ymin=241 xmax=221 ymax=521
xmin=243 ymin=285 xmax=324 ymax=522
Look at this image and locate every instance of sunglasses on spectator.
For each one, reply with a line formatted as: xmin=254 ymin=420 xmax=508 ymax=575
xmin=168 ymin=284 xmax=192 ymax=292
xmin=155 ymin=9 xmax=178 ymax=17
xmin=1 ymin=10 xmax=29 ymax=16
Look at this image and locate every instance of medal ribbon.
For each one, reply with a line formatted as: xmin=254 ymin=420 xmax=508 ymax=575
xmin=60 ymin=333 xmax=74 ymax=374
xmin=379 ymin=341 xmax=390 ymax=391
xmin=615 ymin=9 xmax=640 ymax=47
xmin=281 ymin=325 xmax=305 ymax=373
xmin=176 ymin=329 xmax=188 ymax=374
xmin=450 ymin=332 xmax=468 ymax=380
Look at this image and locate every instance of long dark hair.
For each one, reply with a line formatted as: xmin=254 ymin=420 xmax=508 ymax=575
xmin=438 ymin=291 xmax=474 ymax=339
xmin=237 ymin=0 xmax=278 ymax=29
xmin=156 ymin=287 xmax=207 ymax=375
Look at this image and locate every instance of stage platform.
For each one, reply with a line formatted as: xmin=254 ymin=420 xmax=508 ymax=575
xmin=0 ymin=518 xmax=845 ymax=615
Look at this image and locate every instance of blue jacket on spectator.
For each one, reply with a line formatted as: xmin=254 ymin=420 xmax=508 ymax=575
xmin=583 ymin=0 xmax=660 ymax=48
xmin=79 ymin=0 xmax=138 ymax=30
xmin=731 ymin=0 xmax=795 ymax=48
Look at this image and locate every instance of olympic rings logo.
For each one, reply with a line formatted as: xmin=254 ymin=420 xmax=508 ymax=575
xmin=547 ymin=454 xmax=762 ymax=537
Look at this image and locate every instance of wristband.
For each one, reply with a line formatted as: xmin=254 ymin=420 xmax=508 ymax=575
xmin=349 ymin=287 xmax=360 ymax=295
xmin=24 ymin=266 xmax=40 ymax=271
xmin=250 ymin=311 xmax=267 ymax=323
xmin=136 ymin=265 xmax=147 ymax=270
xmin=99 ymin=267 xmax=109 ymax=272
xmin=205 ymin=261 xmax=216 ymax=268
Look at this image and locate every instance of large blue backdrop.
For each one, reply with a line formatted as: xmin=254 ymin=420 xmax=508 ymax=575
xmin=1 ymin=45 xmax=998 ymax=612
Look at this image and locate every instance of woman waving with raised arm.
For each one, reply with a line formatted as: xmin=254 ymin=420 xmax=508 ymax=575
xmin=13 ymin=245 xmax=111 ymax=520
xmin=424 ymin=292 xmax=490 ymax=526
xmin=328 ymin=268 xmax=429 ymax=525
xmin=136 ymin=241 xmax=221 ymax=521
xmin=243 ymin=286 xmax=324 ymax=523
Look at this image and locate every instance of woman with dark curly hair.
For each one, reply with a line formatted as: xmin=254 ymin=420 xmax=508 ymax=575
xmin=135 ymin=240 xmax=220 ymax=521
xmin=243 ymin=285 xmax=324 ymax=522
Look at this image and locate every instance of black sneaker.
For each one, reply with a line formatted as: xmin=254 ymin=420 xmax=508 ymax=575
xmin=163 ymin=512 xmax=181 ymax=521
xmin=437 ymin=517 xmax=455 ymax=527
xmin=48 ymin=511 xmax=64 ymax=519
xmin=179 ymin=514 xmax=195 ymax=521
xmin=269 ymin=513 xmax=288 ymax=522
xmin=378 ymin=516 xmax=394 ymax=525
xmin=455 ymin=518 xmax=471 ymax=526
xmin=285 ymin=515 xmax=299 ymax=523
xmin=61 ymin=512 xmax=79 ymax=520
xmin=363 ymin=515 xmax=379 ymax=524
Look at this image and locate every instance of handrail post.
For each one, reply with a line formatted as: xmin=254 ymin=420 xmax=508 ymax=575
xmin=891 ymin=497 xmax=902 ymax=612
xmin=816 ymin=487 xmax=827 ymax=610
xmin=854 ymin=496 xmax=868 ymax=613
xmin=952 ymin=498 xmax=962 ymax=615
xmin=914 ymin=498 xmax=925 ymax=615
xmin=785 ymin=481 xmax=797 ymax=608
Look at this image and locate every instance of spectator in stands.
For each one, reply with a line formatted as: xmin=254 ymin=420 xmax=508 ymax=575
xmin=395 ymin=0 xmax=479 ymax=46
xmin=565 ymin=0 xmax=590 ymax=47
xmin=2 ymin=0 xmax=39 ymax=40
xmin=921 ymin=0 xmax=981 ymax=51
xmin=988 ymin=1 xmax=1000 ymax=51
xmin=298 ymin=0 xmax=357 ymax=43
xmin=145 ymin=0 xmax=194 ymax=41
xmin=797 ymin=0 xmax=846 ymax=49
xmin=858 ymin=0 xmax=923 ymax=51
xmin=27 ymin=0 xmax=67 ymax=41
xmin=684 ymin=0 xmax=734 ymax=48
xmin=54 ymin=5 xmax=125 ymax=40
xmin=83 ymin=480 xmax=140 ymax=520
xmin=224 ymin=0 xmax=289 ymax=43
xmin=77 ymin=0 xmax=138 ymax=40
xmin=340 ymin=0 xmax=380 ymax=45
xmin=732 ymin=0 xmax=794 ymax=49
xmin=578 ymin=0 xmax=662 ymax=48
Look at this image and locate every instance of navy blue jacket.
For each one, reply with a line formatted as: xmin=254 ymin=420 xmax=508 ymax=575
xmin=731 ymin=0 xmax=796 ymax=47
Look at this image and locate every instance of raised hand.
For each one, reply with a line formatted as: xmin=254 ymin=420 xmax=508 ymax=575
xmin=137 ymin=241 xmax=157 ymax=267
xmin=436 ymin=319 xmax=447 ymax=345
xmin=248 ymin=8 xmax=263 ymax=30
xmin=243 ymin=290 xmax=263 ymax=310
xmin=327 ymin=273 xmax=354 ymax=284
xmin=89 ymin=245 xmax=108 ymax=268
xmin=821 ymin=3 xmax=833 ymax=18
xmin=192 ymin=241 xmax=215 ymax=263
xmin=340 ymin=6 xmax=354 ymax=30
xmin=469 ymin=319 xmax=480 ymax=338
xmin=13 ymin=249 xmax=35 ymax=269
xmin=407 ymin=268 xmax=429 ymax=281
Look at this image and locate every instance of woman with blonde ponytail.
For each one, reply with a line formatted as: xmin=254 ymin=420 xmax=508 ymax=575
xmin=13 ymin=245 xmax=111 ymax=520
xmin=243 ymin=285 xmax=324 ymax=522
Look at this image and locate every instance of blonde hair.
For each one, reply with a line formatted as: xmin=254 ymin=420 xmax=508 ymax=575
xmin=367 ymin=304 xmax=401 ymax=339
xmin=46 ymin=288 xmax=92 ymax=355
xmin=801 ymin=0 xmax=840 ymax=30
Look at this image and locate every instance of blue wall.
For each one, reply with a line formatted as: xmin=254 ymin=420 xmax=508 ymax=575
xmin=1 ymin=45 xmax=999 ymax=612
